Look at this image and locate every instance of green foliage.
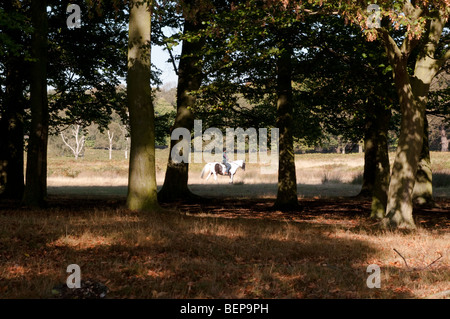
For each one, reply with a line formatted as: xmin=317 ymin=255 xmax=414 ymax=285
xmin=47 ymin=0 xmax=129 ymax=133
xmin=153 ymin=87 xmax=176 ymax=145
xmin=0 ymin=4 xmax=33 ymax=59
xmin=192 ymin=3 xmax=399 ymax=152
xmin=296 ymin=14 xmax=398 ymax=146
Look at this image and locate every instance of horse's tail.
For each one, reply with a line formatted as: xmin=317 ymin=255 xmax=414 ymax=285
xmin=200 ymin=164 xmax=208 ymax=178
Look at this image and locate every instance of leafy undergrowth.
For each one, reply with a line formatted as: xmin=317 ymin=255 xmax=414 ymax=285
xmin=0 ymin=196 xmax=448 ymax=299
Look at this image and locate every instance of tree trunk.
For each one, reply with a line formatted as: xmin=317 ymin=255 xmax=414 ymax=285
xmin=412 ymin=116 xmax=434 ymax=207
xmin=23 ymin=0 xmax=48 ymax=207
xmin=379 ymin=15 xmax=446 ymax=229
xmin=383 ymin=96 xmax=424 ymax=229
xmin=370 ymin=107 xmax=391 ymax=219
xmin=440 ymin=126 xmax=448 ymax=152
xmin=157 ymin=14 xmax=204 ymax=203
xmin=0 ymin=57 xmax=25 ymax=200
xmin=0 ymin=1 xmax=26 ymax=200
xmin=359 ymin=117 xmax=378 ymax=197
xmin=126 ymin=0 xmax=160 ymax=212
xmin=274 ymin=36 xmax=298 ymax=210
xmin=108 ymin=130 xmax=113 ymax=160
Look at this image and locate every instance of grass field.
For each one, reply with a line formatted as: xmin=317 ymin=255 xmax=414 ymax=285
xmin=0 ymin=149 xmax=449 ymax=299
xmin=46 ymin=149 xmax=450 ymax=198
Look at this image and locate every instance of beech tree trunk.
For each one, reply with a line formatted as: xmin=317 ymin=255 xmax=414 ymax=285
xmin=370 ymin=107 xmax=391 ymax=219
xmin=0 ymin=57 xmax=25 ymax=200
xmin=358 ymin=102 xmax=391 ymax=218
xmin=359 ymin=116 xmax=378 ymax=197
xmin=0 ymin=1 xmax=27 ymax=200
xmin=274 ymin=34 xmax=298 ymax=210
xmin=158 ymin=12 xmax=204 ymax=202
xmin=383 ymin=97 xmax=424 ymax=229
xmin=23 ymin=0 xmax=48 ymax=207
xmin=126 ymin=0 xmax=160 ymax=212
xmin=440 ymin=126 xmax=448 ymax=152
xmin=380 ymin=12 xmax=447 ymax=229
xmin=412 ymin=116 xmax=434 ymax=206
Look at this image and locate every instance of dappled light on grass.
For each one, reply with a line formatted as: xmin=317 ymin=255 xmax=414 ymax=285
xmin=47 ymin=234 xmax=113 ymax=250
xmin=0 ymin=196 xmax=448 ymax=299
xmin=4 ymin=264 xmax=30 ymax=279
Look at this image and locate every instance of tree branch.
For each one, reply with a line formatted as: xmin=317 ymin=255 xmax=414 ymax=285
xmin=165 ymin=41 xmax=179 ymax=76
xmin=303 ymin=8 xmax=339 ymax=16
xmin=399 ymin=3 xmax=423 ymax=56
xmin=394 ymin=248 xmax=444 ymax=272
xmin=60 ymin=132 xmax=76 ymax=155
xmin=437 ymin=49 xmax=450 ymax=70
xmin=378 ymin=28 xmax=403 ymax=65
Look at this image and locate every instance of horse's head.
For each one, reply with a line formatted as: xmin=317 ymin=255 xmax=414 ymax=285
xmin=235 ymin=159 xmax=245 ymax=170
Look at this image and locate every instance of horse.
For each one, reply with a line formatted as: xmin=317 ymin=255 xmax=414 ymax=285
xmin=200 ymin=159 xmax=245 ymax=184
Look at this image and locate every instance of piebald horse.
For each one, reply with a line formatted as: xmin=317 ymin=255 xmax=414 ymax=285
xmin=200 ymin=159 xmax=245 ymax=184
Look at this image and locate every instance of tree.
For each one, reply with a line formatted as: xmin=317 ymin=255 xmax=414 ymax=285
xmin=0 ymin=1 xmax=31 ymax=200
xmin=309 ymin=0 xmax=450 ymax=229
xmin=47 ymin=1 xmax=129 ymax=142
xmin=196 ymin=1 xmax=310 ymax=209
xmin=126 ymin=0 xmax=160 ymax=212
xmin=118 ymin=117 xmax=130 ymax=159
xmin=60 ymin=124 xmax=86 ymax=160
xmin=274 ymin=26 xmax=298 ymax=209
xmin=23 ymin=0 xmax=49 ymax=207
xmin=376 ymin=4 xmax=449 ymax=228
xmin=295 ymin=13 xmax=397 ymax=217
xmin=107 ymin=130 xmax=114 ymax=160
xmin=157 ymin=0 xmax=207 ymax=202
xmin=412 ymin=115 xmax=434 ymax=206
xmin=412 ymin=68 xmax=450 ymax=204
xmin=441 ymin=125 xmax=449 ymax=151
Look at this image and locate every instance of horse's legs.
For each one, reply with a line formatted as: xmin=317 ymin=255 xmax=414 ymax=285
xmin=229 ymin=173 xmax=233 ymax=184
xmin=206 ymin=171 xmax=212 ymax=181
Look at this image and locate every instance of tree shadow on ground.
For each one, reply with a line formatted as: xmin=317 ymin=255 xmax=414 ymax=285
xmin=0 ymin=198 xmax=421 ymax=299
xmin=1 ymin=194 xmax=448 ymax=298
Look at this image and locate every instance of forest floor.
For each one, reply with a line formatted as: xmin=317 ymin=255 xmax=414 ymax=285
xmin=0 ymin=150 xmax=449 ymax=299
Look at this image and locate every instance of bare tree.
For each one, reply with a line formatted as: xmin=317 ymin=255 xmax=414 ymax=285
xmin=125 ymin=136 xmax=129 ymax=159
xmin=119 ymin=123 xmax=129 ymax=159
xmin=441 ymin=126 xmax=449 ymax=152
xmin=107 ymin=130 xmax=114 ymax=160
xmin=60 ymin=124 xmax=85 ymax=160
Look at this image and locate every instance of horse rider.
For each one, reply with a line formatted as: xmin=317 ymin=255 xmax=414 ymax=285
xmin=223 ymin=148 xmax=231 ymax=175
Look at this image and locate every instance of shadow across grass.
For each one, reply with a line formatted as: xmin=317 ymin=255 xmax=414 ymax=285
xmin=47 ymin=182 xmax=363 ymax=199
xmin=0 ymin=205 xmax=410 ymax=299
xmin=1 ymin=194 xmax=448 ymax=298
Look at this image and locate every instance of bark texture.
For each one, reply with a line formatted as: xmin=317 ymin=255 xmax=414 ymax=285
xmin=23 ymin=0 xmax=49 ymax=207
xmin=126 ymin=0 xmax=160 ymax=212
xmin=274 ymin=35 xmax=298 ymax=210
xmin=158 ymin=13 xmax=204 ymax=202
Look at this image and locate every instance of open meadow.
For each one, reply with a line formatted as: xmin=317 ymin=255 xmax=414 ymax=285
xmin=0 ymin=149 xmax=449 ymax=299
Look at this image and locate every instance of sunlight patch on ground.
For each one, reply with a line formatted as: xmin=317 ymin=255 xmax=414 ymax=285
xmin=47 ymin=234 xmax=113 ymax=250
